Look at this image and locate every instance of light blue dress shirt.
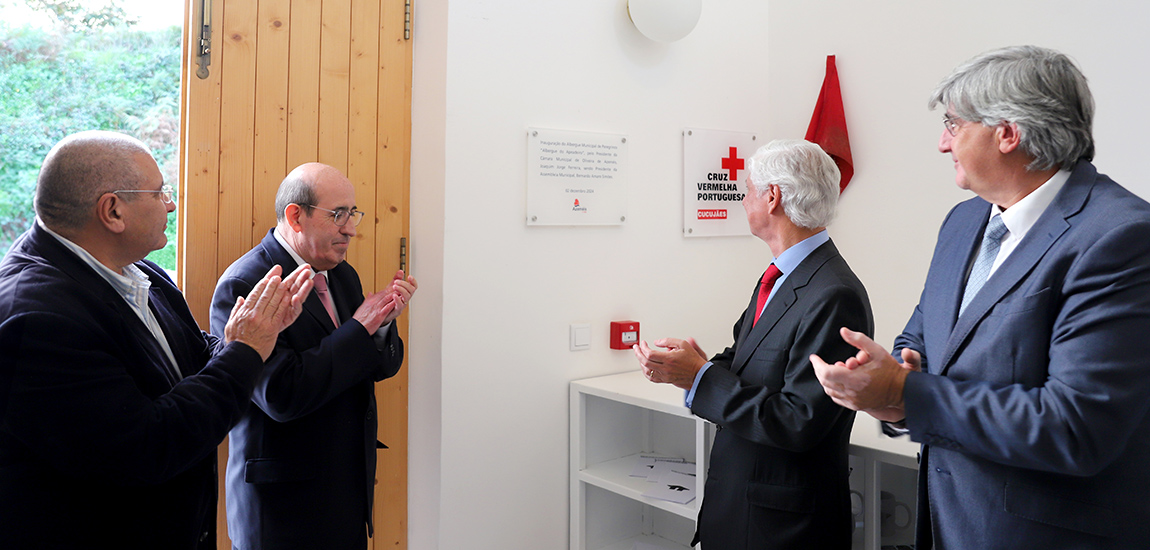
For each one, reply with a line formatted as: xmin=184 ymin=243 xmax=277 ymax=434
xmin=685 ymin=230 xmax=830 ymax=407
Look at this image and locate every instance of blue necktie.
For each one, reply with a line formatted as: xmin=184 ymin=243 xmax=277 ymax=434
xmin=959 ymin=214 xmax=1008 ymax=316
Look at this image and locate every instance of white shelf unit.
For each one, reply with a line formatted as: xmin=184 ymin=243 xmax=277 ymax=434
xmin=570 ymin=371 xmax=713 ymax=550
xmin=571 ymin=371 xmax=919 ymax=550
xmin=848 ymin=418 xmax=920 ymax=550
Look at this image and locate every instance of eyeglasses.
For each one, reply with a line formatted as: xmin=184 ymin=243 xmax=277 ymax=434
xmin=942 ymin=114 xmax=963 ymax=136
xmin=306 ymin=205 xmax=366 ymax=227
xmin=113 ymin=184 xmax=175 ymax=204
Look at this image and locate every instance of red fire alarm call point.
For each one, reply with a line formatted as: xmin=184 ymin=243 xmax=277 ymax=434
xmin=610 ymin=321 xmax=640 ymax=350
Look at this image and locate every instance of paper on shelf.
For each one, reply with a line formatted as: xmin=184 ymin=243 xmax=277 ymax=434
xmin=641 ymin=467 xmax=696 ymax=504
xmin=628 ymin=454 xmax=689 ymax=479
xmin=646 ymin=459 xmax=689 ymax=483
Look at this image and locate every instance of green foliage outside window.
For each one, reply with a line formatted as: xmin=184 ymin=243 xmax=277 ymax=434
xmin=0 ymin=19 xmax=181 ymax=270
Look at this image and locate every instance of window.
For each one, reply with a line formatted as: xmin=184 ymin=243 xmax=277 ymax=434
xmin=0 ymin=0 xmax=182 ymax=271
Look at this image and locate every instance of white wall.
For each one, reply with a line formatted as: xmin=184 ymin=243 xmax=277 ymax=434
xmin=409 ymin=0 xmax=447 ymax=547
xmin=768 ymin=0 xmax=1150 ymax=348
xmin=409 ymin=1 xmax=1150 ymax=548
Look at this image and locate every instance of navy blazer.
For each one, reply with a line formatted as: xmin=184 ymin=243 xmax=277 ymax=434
xmin=690 ymin=239 xmax=873 ymax=549
xmin=210 ymin=229 xmax=403 ymax=550
xmin=895 ymin=161 xmax=1150 ymax=549
xmin=0 ymin=224 xmax=264 ymax=549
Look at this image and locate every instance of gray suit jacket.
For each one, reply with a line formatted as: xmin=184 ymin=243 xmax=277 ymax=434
xmin=895 ymin=160 xmax=1150 ymax=549
xmin=691 ymin=239 xmax=873 ymax=549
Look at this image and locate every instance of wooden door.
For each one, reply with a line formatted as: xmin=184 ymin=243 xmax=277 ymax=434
xmin=177 ymin=0 xmax=412 ymax=547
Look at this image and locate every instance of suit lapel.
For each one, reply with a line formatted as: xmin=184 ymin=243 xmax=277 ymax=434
xmin=938 ymin=162 xmax=1093 ymax=376
xmin=260 ymin=230 xmax=338 ymax=331
xmin=147 ymin=271 xmax=211 ymax=380
xmin=731 ymin=240 xmax=838 ymax=376
xmin=145 ymin=287 xmax=188 ymax=383
xmin=937 ymin=206 xmax=988 ymax=339
xmin=734 ymin=279 xmax=760 ymax=348
xmin=327 ymin=261 xmax=361 ymax=321
xmin=112 ymin=296 xmax=181 ymax=388
xmin=27 ymin=226 xmax=180 ymax=389
xmin=733 ymin=281 xmax=796 ymax=376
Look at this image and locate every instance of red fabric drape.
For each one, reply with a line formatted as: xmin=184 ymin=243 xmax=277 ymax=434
xmin=804 ymin=55 xmax=854 ymax=193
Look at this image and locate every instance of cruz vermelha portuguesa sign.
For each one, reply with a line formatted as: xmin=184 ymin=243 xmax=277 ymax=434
xmin=683 ymin=128 xmax=757 ymax=237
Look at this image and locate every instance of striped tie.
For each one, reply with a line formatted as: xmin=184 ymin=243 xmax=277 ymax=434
xmin=959 ymin=214 xmax=1008 ymax=316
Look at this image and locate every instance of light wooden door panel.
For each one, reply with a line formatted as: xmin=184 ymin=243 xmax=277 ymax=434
xmin=178 ymin=0 xmax=412 ymax=547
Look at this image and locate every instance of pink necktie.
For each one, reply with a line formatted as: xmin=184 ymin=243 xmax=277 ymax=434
xmin=753 ymin=264 xmax=782 ymax=327
xmin=313 ymin=272 xmax=340 ymax=327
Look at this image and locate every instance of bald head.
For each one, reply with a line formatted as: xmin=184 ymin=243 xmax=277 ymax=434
xmin=275 ymin=163 xmax=352 ymax=221
xmin=275 ymin=163 xmax=358 ymax=271
xmin=35 ymin=131 xmax=153 ymax=233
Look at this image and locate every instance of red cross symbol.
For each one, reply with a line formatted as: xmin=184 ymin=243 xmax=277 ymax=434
xmin=721 ymin=147 xmax=744 ymax=182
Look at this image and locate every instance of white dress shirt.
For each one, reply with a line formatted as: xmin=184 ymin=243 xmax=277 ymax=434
xmin=987 ymin=169 xmax=1071 ymax=276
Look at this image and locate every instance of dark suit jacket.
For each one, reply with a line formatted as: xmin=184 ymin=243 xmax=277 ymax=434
xmin=210 ymin=229 xmax=403 ymax=550
xmin=690 ymin=239 xmax=873 ymax=550
xmin=0 ymin=224 xmax=263 ymax=549
xmin=894 ymin=161 xmax=1150 ymax=549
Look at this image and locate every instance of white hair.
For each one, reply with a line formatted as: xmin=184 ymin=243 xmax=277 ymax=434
xmin=746 ymin=139 xmax=840 ymax=229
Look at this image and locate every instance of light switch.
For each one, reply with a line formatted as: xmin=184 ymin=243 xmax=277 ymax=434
xmin=570 ymin=323 xmax=591 ymax=351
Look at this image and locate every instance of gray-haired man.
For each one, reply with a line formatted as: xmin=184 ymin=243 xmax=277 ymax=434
xmin=814 ymin=45 xmax=1150 ymax=549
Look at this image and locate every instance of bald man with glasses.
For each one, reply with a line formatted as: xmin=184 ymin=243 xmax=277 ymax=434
xmin=210 ymin=163 xmax=416 ymax=550
xmin=0 ymin=130 xmax=313 ymax=549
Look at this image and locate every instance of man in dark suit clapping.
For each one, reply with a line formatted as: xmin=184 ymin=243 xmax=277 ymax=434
xmin=636 ymin=139 xmax=873 ymax=549
xmin=211 ymin=163 xmax=416 ymax=550
xmin=0 ymin=130 xmax=312 ymax=549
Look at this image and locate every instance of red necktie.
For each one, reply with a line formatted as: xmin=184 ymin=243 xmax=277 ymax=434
xmin=753 ymin=264 xmax=782 ymax=326
xmin=313 ymin=272 xmax=340 ymax=327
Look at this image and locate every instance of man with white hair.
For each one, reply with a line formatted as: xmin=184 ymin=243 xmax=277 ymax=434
xmin=813 ymin=46 xmax=1150 ymax=548
xmin=636 ymin=139 xmax=872 ymax=549
xmin=0 ymin=130 xmax=313 ymax=549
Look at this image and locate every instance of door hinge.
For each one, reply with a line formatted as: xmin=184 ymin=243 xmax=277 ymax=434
xmin=404 ymin=0 xmax=412 ymax=41
xmin=195 ymin=0 xmax=213 ymax=79
xmin=399 ymin=237 xmax=407 ymax=272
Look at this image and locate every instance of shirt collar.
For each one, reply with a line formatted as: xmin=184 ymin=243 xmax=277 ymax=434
xmin=273 ymin=227 xmax=327 ymax=279
xmin=772 ymin=229 xmax=829 ymax=275
xmin=992 ymin=169 xmax=1071 ymax=240
xmin=37 ymin=218 xmax=152 ymax=305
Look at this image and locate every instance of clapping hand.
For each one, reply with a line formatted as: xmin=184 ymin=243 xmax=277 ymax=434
xmin=225 ymin=264 xmax=315 ymax=360
xmin=352 ymin=270 xmax=418 ymax=334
